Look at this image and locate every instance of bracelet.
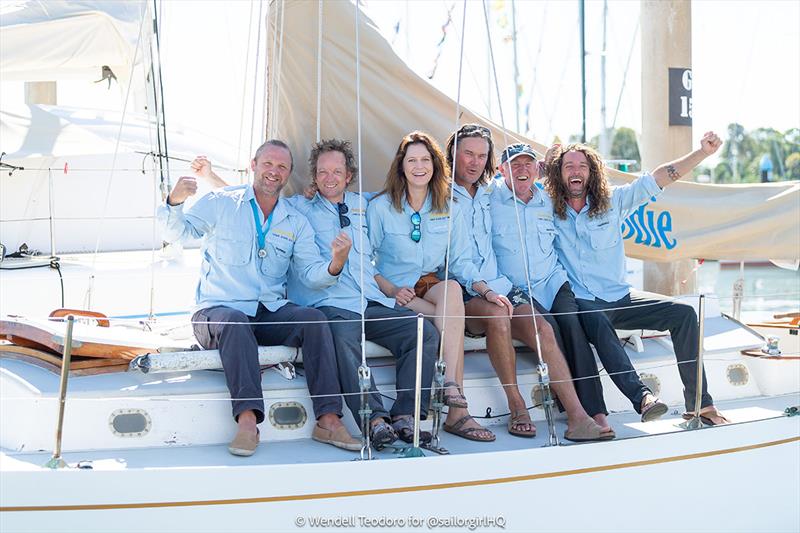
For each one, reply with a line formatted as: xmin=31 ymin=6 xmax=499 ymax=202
xmin=481 ymin=288 xmax=494 ymax=298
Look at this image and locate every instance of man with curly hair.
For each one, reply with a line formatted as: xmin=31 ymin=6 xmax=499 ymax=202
xmin=287 ymin=138 xmax=440 ymax=449
xmin=545 ymin=132 xmax=729 ymax=425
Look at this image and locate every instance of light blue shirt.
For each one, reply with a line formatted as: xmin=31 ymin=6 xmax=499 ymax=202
xmin=453 ymin=181 xmax=512 ymax=296
xmin=553 ymin=173 xmax=663 ymax=302
xmin=286 ymin=191 xmax=395 ymax=313
xmin=159 ymin=185 xmax=338 ymax=316
xmin=366 ymin=192 xmax=480 ymax=292
xmin=489 ymin=179 xmax=568 ymax=310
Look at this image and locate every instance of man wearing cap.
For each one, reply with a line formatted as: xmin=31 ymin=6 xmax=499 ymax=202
xmin=487 ymin=141 xmax=614 ymax=437
xmin=545 ymin=132 xmax=729 ymax=425
xmin=448 ymin=127 xmax=611 ymax=440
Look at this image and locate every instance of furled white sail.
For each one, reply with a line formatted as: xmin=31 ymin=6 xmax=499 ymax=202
xmin=266 ymin=0 xmax=799 ymax=262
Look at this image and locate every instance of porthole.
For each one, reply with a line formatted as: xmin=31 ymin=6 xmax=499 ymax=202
xmin=640 ymin=373 xmax=662 ymax=397
xmin=109 ymin=409 xmax=151 ymax=437
xmin=726 ymin=364 xmax=749 ymax=386
xmin=268 ymin=402 xmax=308 ymax=430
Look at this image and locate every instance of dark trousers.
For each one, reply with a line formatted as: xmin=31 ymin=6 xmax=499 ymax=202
xmin=576 ymin=290 xmax=713 ymax=412
xmin=318 ymin=303 xmax=439 ymax=428
xmin=192 ymin=303 xmax=343 ymax=424
xmin=540 ymin=283 xmax=608 ymax=417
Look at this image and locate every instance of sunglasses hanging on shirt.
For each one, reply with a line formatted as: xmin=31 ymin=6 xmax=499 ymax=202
xmin=337 ymin=202 xmax=351 ymax=228
xmin=410 ymin=211 xmax=421 ymax=242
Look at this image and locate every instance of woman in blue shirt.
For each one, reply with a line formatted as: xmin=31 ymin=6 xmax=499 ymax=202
xmin=367 ymin=131 xmax=495 ymax=442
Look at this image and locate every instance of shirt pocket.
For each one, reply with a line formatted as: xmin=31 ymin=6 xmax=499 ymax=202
xmin=491 ymin=222 xmax=521 ymax=256
xmin=587 ymin=217 xmax=619 ymax=250
xmin=261 ymin=237 xmax=292 ymax=278
xmin=538 ymin=219 xmax=557 ymax=253
xmin=380 ymin=227 xmax=417 ymax=264
xmin=212 ymin=226 xmax=250 ymax=266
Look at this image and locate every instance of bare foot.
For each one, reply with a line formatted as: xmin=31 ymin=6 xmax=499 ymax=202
xmin=445 ymin=407 xmax=494 ymax=440
xmin=593 ymin=413 xmax=611 ymax=431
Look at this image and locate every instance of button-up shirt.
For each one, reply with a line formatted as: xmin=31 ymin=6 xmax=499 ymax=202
xmin=553 ymin=173 xmax=663 ymax=302
xmin=489 ymin=179 xmax=568 ymax=310
xmin=159 ymin=184 xmax=338 ymax=316
xmin=366 ymin=192 xmax=480 ymax=292
xmin=453 ymin=180 xmax=512 ymax=296
xmin=286 ymin=191 xmax=395 ymax=313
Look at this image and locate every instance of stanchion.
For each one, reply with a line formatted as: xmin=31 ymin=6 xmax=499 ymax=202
xmin=398 ymin=314 xmax=427 ymax=457
xmin=45 ymin=315 xmax=75 ymax=469
xmin=681 ymin=294 xmax=706 ymax=430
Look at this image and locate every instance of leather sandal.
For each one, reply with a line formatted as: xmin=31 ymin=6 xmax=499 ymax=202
xmin=564 ymin=418 xmax=615 ymax=442
xmin=443 ymin=414 xmax=495 ymax=442
xmin=391 ymin=415 xmax=432 ymax=445
xmin=682 ymin=406 xmax=730 ymax=426
xmin=442 ymin=380 xmax=468 ymax=408
xmin=369 ymin=419 xmax=398 ymax=450
xmin=640 ymin=395 xmax=668 ymax=422
xmin=507 ymin=409 xmax=536 ymax=438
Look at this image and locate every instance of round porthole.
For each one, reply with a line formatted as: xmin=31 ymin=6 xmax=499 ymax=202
xmin=726 ymin=364 xmax=749 ymax=386
xmin=268 ymin=402 xmax=308 ymax=430
xmin=640 ymin=373 xmax=662 ymax=397
xmin=109 ymin=408 xmax=152 ymax=437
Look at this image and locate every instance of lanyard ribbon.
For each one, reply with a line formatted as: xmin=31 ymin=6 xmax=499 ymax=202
xmin=249 ymin=199 xmax=273 ymax=258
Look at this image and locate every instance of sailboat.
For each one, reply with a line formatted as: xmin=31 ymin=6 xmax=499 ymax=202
xmin=1 ymin=1 xmax=798 ymax=532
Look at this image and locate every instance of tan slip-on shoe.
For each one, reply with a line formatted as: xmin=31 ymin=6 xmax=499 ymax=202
xmin=311 ymin=424 xmax=361 ymax=451
xmin=228 ymin=428 xmax=259 ymax=456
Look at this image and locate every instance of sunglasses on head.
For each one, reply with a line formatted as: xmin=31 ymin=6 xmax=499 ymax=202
xmin=457 ymin=124 xmax=491 ymax=137
xmin=410 ymin=211 xmax=421 ymax=242
xmin=337 ymin=202 xmax=351 ymax=228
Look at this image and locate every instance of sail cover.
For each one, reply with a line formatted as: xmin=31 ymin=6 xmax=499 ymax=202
xmin=266 ymin=0 xmax=798 ymax=262
xmin=0 ymin=1 xmax=147 ymax=82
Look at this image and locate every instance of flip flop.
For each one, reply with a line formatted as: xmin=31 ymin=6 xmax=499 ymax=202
xmin=507 ymin=409 xmax=536 ymax=438
xmin=640 ymin=396 xmax=668 ymax=422
xmin=442 ymin=380 xmax=468 ymax=408
xmin=564 ymin=418 xmax=615 ymax=442
xmin=682 ymin=406 xmax=730 ymax=426
xmin=443 ymin=414 xmax=496 ymax=442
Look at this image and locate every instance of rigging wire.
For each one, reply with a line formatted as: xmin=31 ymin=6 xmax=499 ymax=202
xmin=85 ymin=6 xmax=148 ymax=311
xmin=481 ymin=0 xmax=556 ymax=443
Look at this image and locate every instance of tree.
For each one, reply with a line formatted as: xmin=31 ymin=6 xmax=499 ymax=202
xmin=609 ymin=127 xmax=641 ymax=172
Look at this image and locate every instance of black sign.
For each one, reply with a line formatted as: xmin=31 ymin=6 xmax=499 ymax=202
xmin=669 ymin=68 xmax=692 ymax=126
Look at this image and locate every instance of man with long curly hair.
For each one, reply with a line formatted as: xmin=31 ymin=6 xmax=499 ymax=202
xmin=545 ymin=132 xmax=729 ymax=425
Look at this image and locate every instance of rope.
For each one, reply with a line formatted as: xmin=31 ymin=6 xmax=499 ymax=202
xmin=236 ymin=0 xmax=256 ymax=167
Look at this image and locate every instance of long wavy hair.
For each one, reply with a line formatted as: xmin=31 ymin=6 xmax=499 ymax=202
xmin=445 ymin=124 xmax=495 ymax=187
xmin=379 ymin=131 xmax=452 ymax=214
xmin=545 ymin=143 xmax=611 ymax=219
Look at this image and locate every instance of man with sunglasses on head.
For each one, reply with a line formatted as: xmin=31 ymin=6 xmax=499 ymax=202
xmin=446 ymin=126 xmax=611 ymax=441
xmin=286 ymin=139 xmax=439 ymax=449
xmin=488 ymin=141 xmax=619 ymax=438
xmin=160 ymin=139 xmax=361 ymax=457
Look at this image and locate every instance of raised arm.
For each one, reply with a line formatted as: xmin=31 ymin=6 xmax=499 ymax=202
xmin=191 ymin=156 xmax=229 ymax=188
xmin=652 ymin=131 xmax=722 ymax=189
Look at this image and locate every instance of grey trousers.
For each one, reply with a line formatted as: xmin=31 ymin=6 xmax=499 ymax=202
xmin=317 ymin=302 xmax=439 ymax=427
xmin=192 ymin=303 xmax=343 ymax=424
xmin=576 ymin=290 xmax=713 ymax=412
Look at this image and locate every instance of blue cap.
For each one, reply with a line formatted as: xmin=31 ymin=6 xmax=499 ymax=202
xmin=500 ymin=143 xmax=537 ymax=165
